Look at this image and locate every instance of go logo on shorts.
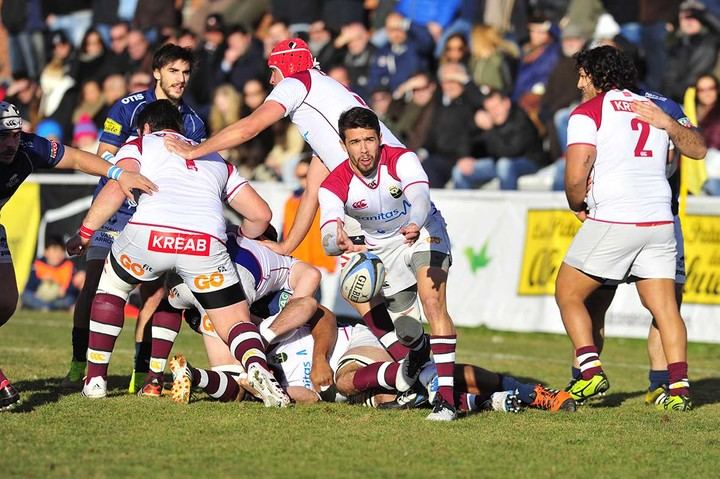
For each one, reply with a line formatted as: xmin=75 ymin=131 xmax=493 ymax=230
xmin=120 ymin=254 xmax=145 ymax=276
xmin=194 ymin=272 xmax=224 ymax=290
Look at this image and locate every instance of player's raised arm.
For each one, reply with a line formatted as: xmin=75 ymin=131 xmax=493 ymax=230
xmin=55 ymin=146 xmax=157 ymax=200
xmin=165 ymin=101 xmax=286 ymax=160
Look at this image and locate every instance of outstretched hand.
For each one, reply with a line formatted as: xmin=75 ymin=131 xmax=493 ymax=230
xmin=66 ymin=233 xmax=90 ymax=257
xmin=116 ymin=171 xmax=157 ymax=202
xmin=165 ymin=136 xmax=199 ymax=159
xmin=336 ymin=219 xmax=367 ymax=253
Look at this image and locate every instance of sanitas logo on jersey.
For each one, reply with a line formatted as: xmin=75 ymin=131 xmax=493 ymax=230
xmin=356 ymin=200 xmax=411 ymax=222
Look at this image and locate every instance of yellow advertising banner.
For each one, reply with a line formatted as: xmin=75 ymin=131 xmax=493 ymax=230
xmin=682 ymin=215 xmax=720 ymax=304
xmin=2 ymin=182 xmax=41 ymax=292
xmin=518 ymin=209 xmax=581 ymax=295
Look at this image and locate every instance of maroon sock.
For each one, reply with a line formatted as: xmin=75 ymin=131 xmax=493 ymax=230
xmin=362 ymin=305 xmax=408 ymax=361
xmin=227 ymin=322 xmax=269 ymax=371
xmin=576 ymin=345 xmax=603 ymax=379
xmin=430 ymin=335 xmax=456 ymax=406
xmin=667 ymin=362 xmax=690 ymax=396
xmin=192 ymin=367 xmax=240 ymax=402
xmin=86 ymin=293 xmax=126 ymax=381
xmin=148 ymin=303 xmax=182 ymax=381
xmin=352 ymin=361 xmax=412 ymax=391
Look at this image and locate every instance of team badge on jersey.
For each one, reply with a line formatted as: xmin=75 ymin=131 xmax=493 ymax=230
xmin=389 ymin=185 xmax=402 ymax=199
xmin=103 ymin=118 xmax=122 ymax=136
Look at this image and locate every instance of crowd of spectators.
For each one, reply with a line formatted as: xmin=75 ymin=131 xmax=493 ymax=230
xmin=2 ymin=0 xmax=720 ymax=193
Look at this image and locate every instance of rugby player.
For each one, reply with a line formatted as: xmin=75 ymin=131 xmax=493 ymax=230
xmin=66 ymin=100 xmax=290 ymax=407
xmin=557 ymin=46 xmax=693 ymax=411
xmin=62 ymin=43 xmax=206 ymax=394
xmin=0 ymin=101 xmax=156 ymax=410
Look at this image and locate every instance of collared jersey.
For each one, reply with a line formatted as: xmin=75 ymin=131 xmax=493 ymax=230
xmin=567 ymin=89 xmax=672 ymax=223
xmin=1 ymin=132 xmax=65 ymax=212
xmin=265 ymin=68 xmax=404 ymax=172
xmin=115 ymin=131 xmax=246 ymax=241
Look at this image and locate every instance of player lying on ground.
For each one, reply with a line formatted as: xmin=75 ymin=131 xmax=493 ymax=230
xmin=66 ymin=100 xmax=290 ymax=407
xmin=0 ymin=101 xmax=156 ymax=411
xmin=169 ymin=285 xmax=575 ymax=413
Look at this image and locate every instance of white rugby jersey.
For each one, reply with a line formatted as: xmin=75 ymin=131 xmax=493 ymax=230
xmin=567 ymin=89 xmax=672 ymax=223
xmin=268 ymin=324 xmax=353 ymax=389
xmin=115 ymin=131 xmax=247 ymax=240
xmin=227 ymin=234 xmax=295 ymax=303
xmin=265 ymin=68 xmax=403 ymax=171
xmin=318 ymin=145 xmax=435 ymax=241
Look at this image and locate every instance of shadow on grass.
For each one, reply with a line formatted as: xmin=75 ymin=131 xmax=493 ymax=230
xmin=592 ymin=390 xmax=644 ymax=408
xmin=9 ymin=374 xmax=132 ymax=412
xmin=691 ymin=377 xmax=720 ymax=408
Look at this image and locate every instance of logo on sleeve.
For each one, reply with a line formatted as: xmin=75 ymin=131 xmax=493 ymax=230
xmin=103 ymin=118 xmax=122 ymax=136
xmin=50 ymin=140 xmax=59 ymax=159
xmin=389 ymin=185 xmax=402 ymax=199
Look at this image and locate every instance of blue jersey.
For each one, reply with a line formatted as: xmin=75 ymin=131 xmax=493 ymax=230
xmin=95 ymin=88 xmax=207 ymax=217
xmin=1 ymin=132 xmax=65 ymax=212
xmin=640 ymin=89 xmax=691 ymax=216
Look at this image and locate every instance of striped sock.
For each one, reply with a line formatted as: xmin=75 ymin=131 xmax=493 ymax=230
xmin=227 ymin=322 xmax=269 ymax=371
xmin=667 ymin=362 xmax=690 ymax=396
xmin=86 ymin=293 xmax=126 ymax=381
xmin=148 ymin=304 xmax=182 ymax=381
xmin=362 ymin=306 xmax=409 ymax=361
xmin=456 ymin=392 xmax=480 ymax=412
xmin=430 ymin=335 xmax=457 ymax=407
xmin=352 ymin=361 xmax=413 ymax=392
xmin=576 ymin=345 xmax=603 ymax=380
xmin=190 ymin=366 xmax=241 ymax=402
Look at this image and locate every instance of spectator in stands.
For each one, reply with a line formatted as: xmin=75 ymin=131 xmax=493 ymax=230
xmin=395 ymin=0 xmax=462 ymax=46
xmin=640 ymin=0 xmax=677 ymax=91
xmin=2 ymin=0 xmax=46 ymax=79
xmin=236 ymin=79 xmax=275 ymax=178
xmin=72 ymin=80 xmax=105 ymax=129
xmin=133 ymin=0 xmax=181 ymax=45
xmin=35 ymin=119 xmax=64 ymax=142
xmin=512 ymin=14 xmax=560 ymax=125
xmin=22 ymin=237 xmax=82 ymax=312
xmin=335 ymin=22 xmax=376 ymax=100
xmin=420 ymin=62 xmax=484 ymax=188
xmin=177 ymin=28 xmax=198 ymax=50
xmin=127 ymin=29 xmax=153 ymax=75
xmin=663 ymin=0 xmax=720 ymax=102
xmin=216 ymin=25 xmax=267 ymax=94
xmin=72 ymin=113 xmax=99 ymax=152
xmin=386 ymin=71 xmax=437 ymax=151
xmin=370 ymin=87 xmax=393 ymax=123
xmin=75 ymin=28 xmax=109 ymax=85
xmin=468 ymin=24 xmax=518 ymax=95
xmin=308 ymin=20 xmax=343 ymax=69
xmin=127 ymin=71 xmax=152 ymax=93
xmin=187 ymin=14 xmax=226 ymax=108
xmin=270 ymin=0 xmax=322 ymax=36
xmin=208 ymin=84 xmax=243 ymax=164
xmin=264 ymin=118 xmax=306 ymax=184
xmin=264 ymin=20 xmax=292 ymax=57
xmin=44 ymin=1 xmax=94 ymax=47
xmin=39 ymin=31 xmax=79 ymax=138
xmin=96 ymin=73 xmax=127 ymax=121
xmin=4 ymin=76 xmax=41 ymax=128
xmin=696 ymin=74 xmax=720 ymax=195
xmin=104 ymin=21 xmax=132 ymax=76
xmin=327 ymin=65 xmax=352 ymax=87
xmin=439 ymin=33 xmax=470 ymax=67
xmin=92 ymin=0 xmax=120 ymax=45
xmin=368 ymin=11 xmax=434 ymax=92
xmin=452 ymin=89 xmax=544 ymax=190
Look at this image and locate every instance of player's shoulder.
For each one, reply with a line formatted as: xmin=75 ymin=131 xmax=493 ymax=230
xmin=571 ymin=92 xmax=606 ymax=116
xmin=115 ymin=90 xmax=149 ymax=107
xmin=321 ymin=160 xmax=354 ymax=199
xmin=19 ymin=131 xmax=62 ymax=161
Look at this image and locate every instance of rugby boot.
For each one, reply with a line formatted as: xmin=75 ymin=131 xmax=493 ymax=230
xmin=247 ymin=363 xmax=292 ymax=408
xmin=529 ymin=384 xmax=577 ymax=412
xmin=0 ymin=380 xmax=20 ymax=411
xmin=169 ymin=354 xmax=192 ymax=404
xmin=138 ymin=377 xmax=163 ymax=397
xmin=426 ymin=395 xmax=457 ymax=421
xmin=655 ymin=392 xmax=692 ymax=412
xmin=480 ymin=390 xmax=523 ymax=413
xmin=402 ymin=334 xmax=431 ymax=383
xmin=645 ymin=385 xmax=667 ymax=406
xmin=81 ymin=376 xmax=107 ymax=399
xmin=567 ymin=372 xmax=610 ymax=403
xmin=60 ymin=360 xmax=86 ymax=391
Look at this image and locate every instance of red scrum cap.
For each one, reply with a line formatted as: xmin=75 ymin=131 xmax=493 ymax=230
xmin=267 ymin=38 xmax=316 ymax=77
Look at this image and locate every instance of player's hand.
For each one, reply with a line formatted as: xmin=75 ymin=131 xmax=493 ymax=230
xmin=116 ymin=171 xmax=157 ymax=202
xmin=261 ymin=239 xmax=290 ymax=256
xmin=66 ymin=234 xmax=90 ymax=256
xmin=310 ymin=358 xmax=334 ymax=392
xmin=631 ymin=100 xmax=673 ymax=131
xmin=456 ymin=157 xmax=476 ymax=176
xmin=164 ymin=136 xmax=199 ymax=159
xmin=336 ymin=219 xmax=367 ymax=253
xmin=400 ymin=223 xmax=420 ymax=244
xmin=573 ymin=210 xmax=588 ymax=223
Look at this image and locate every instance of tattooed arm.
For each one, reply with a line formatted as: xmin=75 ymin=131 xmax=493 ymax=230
xmin=565 ymin=143 xmax=597 ymax=212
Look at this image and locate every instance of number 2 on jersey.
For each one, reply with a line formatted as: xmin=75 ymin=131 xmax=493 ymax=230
xmin=630 ymin=118 xmax=653 ymax=157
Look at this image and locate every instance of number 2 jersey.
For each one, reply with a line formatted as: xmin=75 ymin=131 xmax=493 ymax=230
xmin=114 ymin=131 xmax=246 ymax=241
xmin=265 ymin=68 xmax=404 ymax=171
xmin=567 ymin=88 xmax=671 ymax=223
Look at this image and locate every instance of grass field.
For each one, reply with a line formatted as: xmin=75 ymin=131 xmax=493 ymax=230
xmin=1 ymin=310 xmax=718 ymax=479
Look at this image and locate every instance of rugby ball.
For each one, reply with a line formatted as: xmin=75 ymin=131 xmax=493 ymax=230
xmin=340 ymin=252 xmax=385 ymax=303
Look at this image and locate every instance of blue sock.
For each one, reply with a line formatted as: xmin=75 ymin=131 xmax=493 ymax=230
xmin=648 ymin=370 xmax=669 ymax=390
xmin=500 ymin=375 xmax=535 ymax=404
xmin=571 ymin=367 xmax=581 ymax=380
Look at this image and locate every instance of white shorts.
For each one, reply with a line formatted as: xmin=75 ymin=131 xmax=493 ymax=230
xmin=565 ymin=219 xmax=676 ymax=281
xmin=334 ymin=324 xmax=385 ymax=378
xmin=110 ymin=223 xmax=240 ymax=295
xmin=0 ymin=225 xmax=11 ymax=264
xmin=366 ymin=212 xmax=452 ymax=296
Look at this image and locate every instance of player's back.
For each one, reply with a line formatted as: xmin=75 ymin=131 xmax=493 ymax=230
xmin=122 ymin=131 xmax=240 ymax=240
xmin=569 ymin=89 xmax=671 ymax=223
xmin=267 ymin=69 xmax=404 ymax=171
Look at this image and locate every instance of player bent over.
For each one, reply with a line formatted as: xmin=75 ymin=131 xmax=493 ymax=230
xmin=67 ymin=100 xmax=289 ymax=406
xmin=317 ymin=107 xmax=462 ymax=420
xmin=556 ymin=46 xmax=691 ymax=411
xmin=0 ymin=101 xmax=156 ymax=410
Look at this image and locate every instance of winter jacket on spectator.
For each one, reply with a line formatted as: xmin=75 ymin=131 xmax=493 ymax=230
xmin=396 ymin=0 xmax=463 ymax=28
xmin=472 ymin=104 xmax=545 ymax=165
xmin=512 ymin=39 xmax=560 ymax=102
xmin=368 ymin=20 xmax=434 ymax=92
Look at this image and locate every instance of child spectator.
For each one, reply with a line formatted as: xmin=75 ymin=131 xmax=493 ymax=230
xmin=22 ymin=237 xmax=82 ymax=312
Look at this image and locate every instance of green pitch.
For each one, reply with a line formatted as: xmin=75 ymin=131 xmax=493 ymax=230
xmin=1 ymin=310 xmax=718 ymax=478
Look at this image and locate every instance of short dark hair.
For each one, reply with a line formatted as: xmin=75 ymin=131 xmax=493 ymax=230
xmin=338 ymin=107 xmax=380 ymax=141
xmin=575 ymin=45 xmax=637 ymax=92
xmin=136 ymin=100 xmax=184 ymax=134
xmin=152 ymin=43 xmax=195 ymax=72
xmin=45 ymin=235 xmax=65 ymax=249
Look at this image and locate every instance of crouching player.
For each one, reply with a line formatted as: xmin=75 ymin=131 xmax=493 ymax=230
xmin=66 ymin=100 xmax=290 ymax=407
